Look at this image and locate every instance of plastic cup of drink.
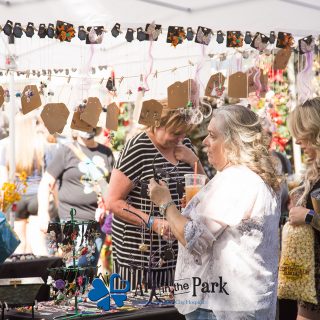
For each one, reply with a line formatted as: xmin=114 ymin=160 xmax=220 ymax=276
xmin=184 ymin=174 xmax=206 ymax=204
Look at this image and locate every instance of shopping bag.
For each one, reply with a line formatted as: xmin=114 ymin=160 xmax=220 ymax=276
xmin=0 ymin=211 xmax=20 ymax=264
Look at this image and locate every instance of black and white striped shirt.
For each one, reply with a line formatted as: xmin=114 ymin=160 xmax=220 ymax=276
xmin=112 ymin=131 xmax=194 ymax=288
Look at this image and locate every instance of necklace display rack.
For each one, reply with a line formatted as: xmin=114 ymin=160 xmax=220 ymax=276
xmin=123 ymin=154 xmax=183 ymax=306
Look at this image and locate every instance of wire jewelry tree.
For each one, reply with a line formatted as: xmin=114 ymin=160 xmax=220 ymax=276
xmin=50 ymin=208 xmax=101 ymax=320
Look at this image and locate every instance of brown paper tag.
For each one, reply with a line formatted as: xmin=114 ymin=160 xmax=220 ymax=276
xmin=0 ymin=86 xmax=4 ymax=107
xmin=228 ymin=72 xmax=248 ymax=98
xmin=205 ymin=72 xmax=226 ymax=97
xmin=71 ymin=111 xmax=94 ymax=132
xmin=106 ymin=102 xmax=119 ymax=131
xmin=21 ymin=85 xmax=42 ymax=114
xmin=167 ymin=79 xmax=196 ymax=109
xmin=80 ymin=97 xmax=102 ymax=127
xmin=274 ymin=48 xmax=292 ymax=70
xmin=138 ymin=99 xmax=163 ymax=126
xmin=41 ymin=103 xmax=70 ymax=134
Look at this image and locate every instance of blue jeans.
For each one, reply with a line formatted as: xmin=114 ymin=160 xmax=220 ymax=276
xmin=185 ymin=308 xmax=217 ymax=320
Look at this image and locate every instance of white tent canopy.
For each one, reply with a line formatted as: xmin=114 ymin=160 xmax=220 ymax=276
xmin=0 ymin=0 xmax=310 ymax=180
xmin=0 ymin=0 xmax=319 ymax=102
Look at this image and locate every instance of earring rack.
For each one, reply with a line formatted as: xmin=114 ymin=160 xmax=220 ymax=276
xmin=47 ymin=208 xmax=101 ymax=320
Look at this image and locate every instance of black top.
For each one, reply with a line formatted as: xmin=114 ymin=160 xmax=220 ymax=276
xmin=47 ymin=142 xmax=114 ymax=221
xmin=307 ymin=179 xmax=320 ymax=210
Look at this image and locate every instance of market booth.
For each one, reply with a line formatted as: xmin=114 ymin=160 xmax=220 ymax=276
xmin=1 ymin=0 xmax=320 ymax=319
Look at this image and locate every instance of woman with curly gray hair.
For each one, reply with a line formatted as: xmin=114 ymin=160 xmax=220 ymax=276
xmin=149 ymin=105 xmax=280 ymax=320
xmin=287 ymin=98 xmax=320 ymax=320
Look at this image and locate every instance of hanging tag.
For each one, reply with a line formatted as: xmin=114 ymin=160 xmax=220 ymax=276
xmin=166 ymin=26 xmax=186 ymax=47
xmin=276 ymin=32 xmax=294 ymax=49
xmin=228 ymin=72 xmax=248 ymax=98
xmin=138 ymin=99 xmax=163 ymax=126
xmin=195 ymin=26 xmax=212 ymax=45
xmin=55 ymin=20 xmax=75 ymax=42
xmin=167 ymin=79 xmax=197 ymax=109
xmin=226 ymin=31 xmax=243 ymax=48
xmin=298 ymin=35 xmax=315 ymax=54
xmin=251 ymin=32 xmax=269 ymax=52
xmin=80 ymin=97 xmax=102 ymax=128
xmin=205 ymin=73 xmax=226 ymax=97
xmin=41 ymin=103 xmax=70 ymax=134
xmin=71 ymin=111 xmax=94 ymax=132
xmin=86 ymin=26 xmax=104 ymax=44
xmin=274 ymin=48 xmax=292 ymax=70
xmin=106 ymin=102 xmax=119 ymax=131
xmin=0 ymin=86 xmax=4 ymax=107
xmin=21 ymin=85 xmax=42 ymax=115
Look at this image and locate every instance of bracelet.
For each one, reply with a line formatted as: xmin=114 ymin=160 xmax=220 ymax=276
xmin=147 ymin=216 xmax=155 ymax=229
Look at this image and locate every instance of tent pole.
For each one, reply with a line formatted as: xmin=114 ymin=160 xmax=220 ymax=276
xmin=8 ymin=70 xmax=16 ymax=183
xmin=6 ymin=36 xmax=17 ymax=228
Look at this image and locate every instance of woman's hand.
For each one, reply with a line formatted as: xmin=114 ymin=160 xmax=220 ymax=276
xmin=152 ymin=218 xmax=175 ymax=240
xmin=148 ymin=178 xmax=172 ymax=206
xmin=288 ymin=206 xmax=309 ymax=226
xmin=180 ymin=194 xmax=187 ymax=209
xmin=174 ymin=145 xmax=198 ymax=167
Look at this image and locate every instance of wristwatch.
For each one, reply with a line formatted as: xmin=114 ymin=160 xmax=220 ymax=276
xmin=305 ymin=209 xmax=315 ymax=224
xmin=159 ymin=200 xmax=176 ymax=217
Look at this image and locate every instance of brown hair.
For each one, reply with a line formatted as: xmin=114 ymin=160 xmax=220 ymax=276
xmin=147 ymin=100 xmax=194 ymax=134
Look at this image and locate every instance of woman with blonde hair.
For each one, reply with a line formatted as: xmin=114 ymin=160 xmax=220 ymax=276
xmin=149 ymin=105 xmax=280 ymax=320
xmin=106 ymin=104 xmax=206 ymax=290
xmin=287 ymin=98 xmax=320 ymax=320
xmin=0 ymin=112 xmax=48 ymax=255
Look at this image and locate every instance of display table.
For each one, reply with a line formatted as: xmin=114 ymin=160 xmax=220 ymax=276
xmin=0 ymin=256 xmax=64 ymax=302
xmin=2 ymin=302 xmax=185 ymax=320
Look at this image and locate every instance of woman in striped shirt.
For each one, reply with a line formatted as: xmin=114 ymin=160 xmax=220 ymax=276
xmin=106 ymin=106 xmax=206 ymax=290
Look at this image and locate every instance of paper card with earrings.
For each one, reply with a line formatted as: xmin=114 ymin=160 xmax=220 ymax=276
xmin=276 ymin=32 xmax=294 ymax=49
xmin=41 ymin=103 xmax=70 ymax=134
xmin=298 ymin=35 xmax=315 ymax=54
xmin=145 ymin=23 xmax=162 ymax=41
xmin=79 ymin=97 xmax=102 ymax=128
xmin=274 ymin=48 xmax=292 ymax=70
xmin=0 ymin=86 xmax=4 ymax=108
xmin=106 ymin=102 xmax=120 ymax=131
xmin=138 ymin=99 xmax=163 ymax=126
xmin=166 ymin=26 xmax=186 ymax=47
xmin=167 ymin=79 xmax=197 ymax=109
xmin=205 ymin=73 xmax=226 ymax=97
xmin=228 ymin=72 xmax=248 ymax=98
xmin=195 ymin=26 xmax=212 ymax=45
xmin=71 ymin=111 xmax=94 ymax=132
xmin=227 ymin=31 xmax=243 ymax=48
xmin=55 ymin=20 xmax=75 ymax=42
xmin=251 ymin=32 xmax=270 ymax=52
xmin=86 ymin=26 xmax=104 ymax=44
xmin=21 ymin=85 xmax=42 ymax=115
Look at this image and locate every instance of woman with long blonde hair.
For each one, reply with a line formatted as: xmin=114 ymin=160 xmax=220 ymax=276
xmin=288 ymin=98 xmax=320 ymax=320
xmin=149 ymin=105 xmax=280 ymax=320
xmin=0 ymin=111 xmax=48 ymax=255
